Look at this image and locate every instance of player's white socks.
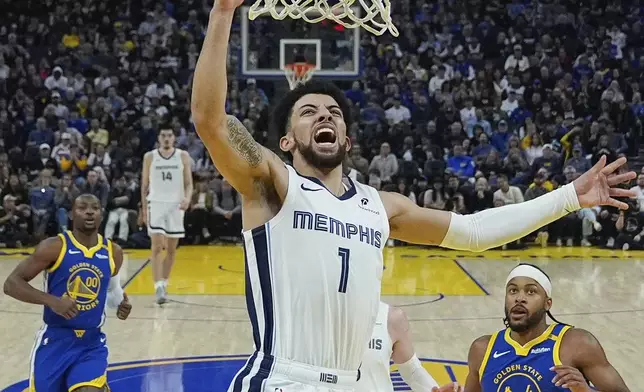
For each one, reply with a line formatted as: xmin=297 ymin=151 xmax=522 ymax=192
xmin=155 ymin=281 xmax=164 ymax=290
xmin=162 ymin=279 xmax=168 ymax=288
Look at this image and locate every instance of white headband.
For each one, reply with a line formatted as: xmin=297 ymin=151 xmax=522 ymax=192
xmin=506 ymin=265 xmax=552 ymax=297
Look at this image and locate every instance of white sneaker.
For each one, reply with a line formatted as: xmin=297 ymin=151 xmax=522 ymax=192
xmin=556 ymin=238 xmax=563 ymax=247
xmin=155 ymin=286 xmax=168 ymax=305
xmin=566 ymin=238 xmax=573 ymax=247
xmin=607 ymin=237 xmax=615 ymax=248
xmin=622 ymin=243 xmax=630 ymax=251
xmin=593 ymin=222 xmax=602 ymax=231
xmin=581 ymin=239 xmax=592 ymax=247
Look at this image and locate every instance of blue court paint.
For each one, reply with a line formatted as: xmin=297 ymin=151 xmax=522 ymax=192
xmin=452 ymin=259 xmax=490 ymax=295
xmin=445 ymin=365 xmax=457 ymax=382
xmin=2 ymin=355 xmax=466 ymax=392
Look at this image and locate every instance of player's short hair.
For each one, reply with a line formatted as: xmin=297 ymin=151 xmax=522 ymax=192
xmin=270 ymin=80 xmax=352 ymax=138
xmin=158 ymin=126 xmax=175 ymax=136
xmin=73 ymin=193 xmax=100 ymax=206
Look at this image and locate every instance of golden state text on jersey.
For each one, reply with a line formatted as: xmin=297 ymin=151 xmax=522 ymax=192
xmin=480 ymin=323 xmax=572 ymax=392
xmin=43 ymin=230 xmax=115 ymax=329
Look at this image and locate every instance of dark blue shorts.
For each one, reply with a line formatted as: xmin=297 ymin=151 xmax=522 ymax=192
xmin=29 ymin=326 xmax=108 ymax=392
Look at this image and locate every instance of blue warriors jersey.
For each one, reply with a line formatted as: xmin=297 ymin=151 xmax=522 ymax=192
xmin=480 ymin=323 xmax=572 ymax=392
xmin=43 ymin=231 xmax=115 ymax=329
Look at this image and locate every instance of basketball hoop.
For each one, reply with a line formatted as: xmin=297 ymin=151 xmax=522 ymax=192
xmin=284 ymin=62 xmax=316 ymax=90
xmin=248 ymin=0 xmax=399 ymax=37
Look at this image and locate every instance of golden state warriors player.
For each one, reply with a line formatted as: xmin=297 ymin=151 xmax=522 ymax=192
xmin=3 ymin=194 xmax=132 ymax=392
xmin=194 ymin=0 xmax=634 ymax=390
xmin=356 ymin=302 xmax=461 ymax=392
xmin=464 ymin=264 xmax=630 ymax=392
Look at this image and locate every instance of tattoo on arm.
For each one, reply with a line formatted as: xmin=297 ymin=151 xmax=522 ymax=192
xmin=227 ymin=116 xmax=262 ymax=168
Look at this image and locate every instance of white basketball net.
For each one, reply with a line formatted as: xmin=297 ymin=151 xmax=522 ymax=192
xmin=248 ymin=0 xmax=399 ymax=37
xmin=284 ymin=63 xmax=315 ymax=90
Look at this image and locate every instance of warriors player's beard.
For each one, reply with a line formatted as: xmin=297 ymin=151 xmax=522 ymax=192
xmin=295 ymin=138 xmax=347 ymax=170
xmin=504 ymin=307 xmax=547 ymax=333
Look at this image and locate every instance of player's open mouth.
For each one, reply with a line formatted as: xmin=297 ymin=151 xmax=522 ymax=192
xmin=510 ymin=306 xmax=528 ymax=316
xmin=85 ymin=219 xmax=95 ymax=225
xmin=313 ymin=125 xmax=337 ymax=145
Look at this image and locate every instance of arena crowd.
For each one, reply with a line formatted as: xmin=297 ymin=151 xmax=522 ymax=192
xmin=0 ymin=0 xmax=643 ymax=250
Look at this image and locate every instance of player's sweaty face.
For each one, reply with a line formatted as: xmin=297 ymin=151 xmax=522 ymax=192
xmin=73 ymin=199 xmax=101 ymax=230
xmin=504 ymin=277 xmax=549 ymax=333
xmin=289 ymin=94 xmax=349 ymax=169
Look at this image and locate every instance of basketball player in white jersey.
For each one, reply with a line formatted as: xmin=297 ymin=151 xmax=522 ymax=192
xmin=357 ymin=302 xmax=462 ymax=392
xmin=193 ymin=1 xmax=635 ymax=390
xmin=141 ymin=128 xmax=193 ymax=304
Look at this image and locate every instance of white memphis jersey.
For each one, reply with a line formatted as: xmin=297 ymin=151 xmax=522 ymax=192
xmin=242 ymin=164 xmax=390 ymax=373
xmin=356 ymin=302 xmax=394 ymax=392
xmin=147 ymin=148 xmax=184 ymax=202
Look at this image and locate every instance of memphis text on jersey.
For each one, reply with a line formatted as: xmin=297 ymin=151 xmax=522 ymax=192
xmin=292 ymin=210 xmax=383 ymax=249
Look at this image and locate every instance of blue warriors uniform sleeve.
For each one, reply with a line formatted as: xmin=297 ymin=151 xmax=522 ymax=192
xmin=480 ymin=324 xmax=570 ymax=392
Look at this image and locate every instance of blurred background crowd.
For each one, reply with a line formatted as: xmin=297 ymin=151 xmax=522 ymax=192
xmin=1 ymin=0 xmax=644 ymax=250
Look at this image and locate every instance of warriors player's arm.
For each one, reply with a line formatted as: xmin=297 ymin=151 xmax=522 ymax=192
xmin=388 ymin=306 xmax=440 ymax=391
xmin=463 ymin=335 xmax=491 ymax=392
xmin=141 ymin=151 xmax=152 ymax=214
xmin=3 ymin=236 xmax=63 ymax=307
xmin=381 ymin=181 xmax=579 ymax=251
xmin=562 ymin=329 xmax=631 ymax=392
xmin=181 ymin=150 xmax=194 ymax=200
xmin=107 ymin=242 xmax=125 ymax=309
xmin=191 ymin=5 xmax=287 ymax=198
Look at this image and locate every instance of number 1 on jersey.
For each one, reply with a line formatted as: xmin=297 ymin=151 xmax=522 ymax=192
xmin=338 ymin=247 xmax=350 ymax=293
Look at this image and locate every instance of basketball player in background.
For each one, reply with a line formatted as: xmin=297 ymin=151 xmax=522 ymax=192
xmin=3 ymin=194 xmax=131 ymax=392
xmin=141 ymin=128 xmax=193 ymax=304
xmin=193 ymin=1 xmax=635 ymax=390
xmin=464 ymin=264 xmax=630 ymax=392
xmin=356 ymin=302 xmax=462 ymax=392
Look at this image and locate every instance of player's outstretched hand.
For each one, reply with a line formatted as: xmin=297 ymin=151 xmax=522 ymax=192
xmin=431 ymin=382 xmax=463 ymax=392
xmin=573 ymin=155 xmax=636 ymax=210
xmin=117 ymin=293 xmax=132 ymax=320
xmin=51 ymin=294 xmax=79 ymax=320
xmin=213 ymin=0 xmax=244 ymax=12
xmin=551 ymin=366 xmax=592 ymax=392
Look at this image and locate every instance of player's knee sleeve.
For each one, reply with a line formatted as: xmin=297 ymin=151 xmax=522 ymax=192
xmin=397 ymin=354 xmax=439 ymax=391
xmin=106 ymin=273 xmax=124 ymax=309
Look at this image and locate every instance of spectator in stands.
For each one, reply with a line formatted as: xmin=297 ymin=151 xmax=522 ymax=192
xmin=369 ymin=142 xmax=398 ymax=184
xmin=212 ymin=179 xmax=241 ymax=242
xmin=0 ymin=194 xmax=30 ymax=248
xmin=30 ymin=169 xmax=55 ymax=241
xmin=104 ymin=176 xmax=134 ymax=244
xmin=54 ymin=174 xmax=79 ymax=232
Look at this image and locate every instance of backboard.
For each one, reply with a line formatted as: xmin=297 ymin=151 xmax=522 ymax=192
xmin=240 ymin=6 xmax=362 ymax=80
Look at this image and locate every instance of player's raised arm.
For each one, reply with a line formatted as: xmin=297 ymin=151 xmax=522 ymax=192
xmin=191 ymin=0 xmax=278 ymax=197
xmin=382 ymin=156 xmax=636 ymax=251
xmin=3 ymin=236 xmax=78 ymax=319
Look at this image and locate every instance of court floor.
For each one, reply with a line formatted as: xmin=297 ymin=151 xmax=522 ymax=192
xmin=1 ymin=245 xmax=642 ymax=391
